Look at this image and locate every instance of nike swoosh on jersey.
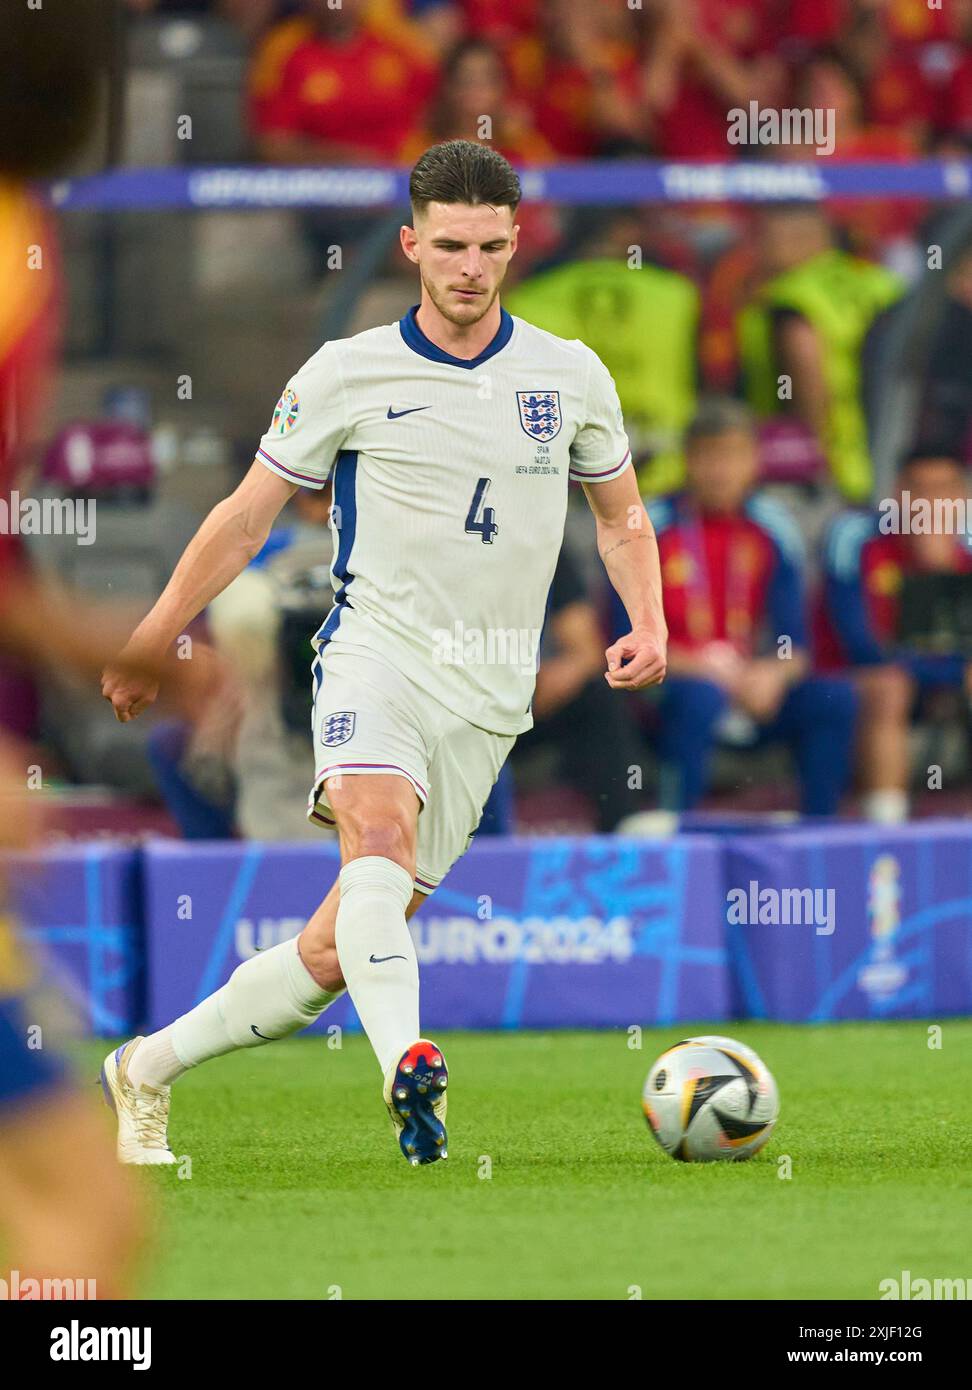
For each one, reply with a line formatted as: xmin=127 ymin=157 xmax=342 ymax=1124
xmin=386 ymin=406 xmax=430 ymax=419
xmin=369 ymin=953 xmax=407 ymax=964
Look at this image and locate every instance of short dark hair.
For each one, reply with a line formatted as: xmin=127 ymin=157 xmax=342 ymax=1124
xmin=0 ymin=0 xmax=110 ymax=178
xmin=409 ymin=140 xmax=521 ymax=217
xmin=685 ymin=396 xmax=756 ymax=447
xmin=900 ymin=446 xmax=965 ymax=473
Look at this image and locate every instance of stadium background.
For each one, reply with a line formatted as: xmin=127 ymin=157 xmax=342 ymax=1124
xmin=6 ymin=0 xmax=972 ymax=1038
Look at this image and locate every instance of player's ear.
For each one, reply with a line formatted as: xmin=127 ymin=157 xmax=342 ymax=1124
xmin=400 ymin=225 xmax=420 ymax=264
xmin=509 ymin=223 xmax=520 ymax=257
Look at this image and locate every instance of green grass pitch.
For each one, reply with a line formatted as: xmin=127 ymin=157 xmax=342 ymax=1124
xmin=78 ymin=1021 xmax=972 ymax=1300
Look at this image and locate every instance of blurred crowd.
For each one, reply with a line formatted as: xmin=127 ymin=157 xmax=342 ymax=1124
xmin=126 ymin=0 xmax=972 ymax=165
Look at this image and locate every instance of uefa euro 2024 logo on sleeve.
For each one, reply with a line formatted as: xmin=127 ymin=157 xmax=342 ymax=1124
xmin=857 ymin=854 xmax=908 ymax=1003
xmin=272 ymin=388 xmax=300 ymax=435
xmin=516 ymin=391 xmax=562 ymax=442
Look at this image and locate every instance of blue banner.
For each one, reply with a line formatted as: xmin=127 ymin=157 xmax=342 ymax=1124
xmin=141 ymin=835 xmax=729 ymax=1033
xmin=42 ymin=159 xmax=972 ymax=212
xmin=6 ymin=821 xmax=972 ymax=1035
xmin=3 ymin=845 xmax=143 ymax=1035
xmin=725 ymin=822 xmax=972 ymax=1021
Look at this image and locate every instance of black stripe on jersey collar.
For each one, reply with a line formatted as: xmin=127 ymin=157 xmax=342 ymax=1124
xmin=399 ymin=304 xmax=515 ymax=369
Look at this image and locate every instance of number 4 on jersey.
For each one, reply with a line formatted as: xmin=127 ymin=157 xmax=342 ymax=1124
xmin=465 ymin=477 xmax=499 ymax=545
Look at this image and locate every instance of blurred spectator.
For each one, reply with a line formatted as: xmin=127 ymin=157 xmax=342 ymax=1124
xmin=405 ymin=37 xmax=551 ymax=163
xmin=148 ymin=488 xmax=334 ymax=842
xmin=643 ymin=0 xmax=785 ymax=160
xmin=641 ymin=398 xmax=857 ymax=814
xmin=737 ymin=203 xmax=904 ymax=502
xmin=837 ymin=4 xmax=937 ymax=149
xmin=915 ymin=243 xmax=972 ymax=462
xmin=784 ymin=51 xmax=923 ymax=263
xmin=507 ymin=209 xmax=699 ymax=494
xmin=248 ymin=0 xmax=438 ymax=163
xmin=511 ymin=546 xmax=652 ymax=832
xmin=506 ymin=0 xmax=649 ymax=157
xmin=699 ymin=212 xmax=762 ymax=392
xmin=818 ymin=449 xmax=972 ymax=823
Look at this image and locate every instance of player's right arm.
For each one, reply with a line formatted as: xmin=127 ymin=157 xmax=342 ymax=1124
xmin=101 ymin=461 xmax=298 ymax=722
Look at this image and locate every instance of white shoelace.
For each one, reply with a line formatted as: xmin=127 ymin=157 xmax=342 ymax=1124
xmin=132 ymin=1087 xmax=171 ymax=1151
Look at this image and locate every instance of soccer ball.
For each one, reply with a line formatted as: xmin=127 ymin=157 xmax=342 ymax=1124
xmin=641 ymin=1034 xmax=779 ymax=1162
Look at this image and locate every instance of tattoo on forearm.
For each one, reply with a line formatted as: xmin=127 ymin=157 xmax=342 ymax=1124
xmin=602 ymin=533 xmax=654 ymax=559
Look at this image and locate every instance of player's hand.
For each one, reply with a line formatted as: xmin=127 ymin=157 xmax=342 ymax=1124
xmin=101 ymin=644 xmax=161 ymax=723
xmin=604 ymin=627 xmax=667 ymax=690
xmin=101 ymin=641 xmax=230 ymax=724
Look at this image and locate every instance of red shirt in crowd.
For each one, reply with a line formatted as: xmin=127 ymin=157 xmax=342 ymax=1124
xmin=652 ymin=0 xmax=782 ymax=161
xmin=816 ymin=527 xmax=972 ymax=670
xmin=652 ymin=494 xmax=805 ymax=657
xmin=460 ymin=0 xmax=539 ymax=43
xmin=249 ymin=18 xmax=437 ymax=161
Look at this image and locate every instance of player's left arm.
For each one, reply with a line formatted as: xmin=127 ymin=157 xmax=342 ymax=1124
xmin=583 ymin=468 xmax=667 ymax=690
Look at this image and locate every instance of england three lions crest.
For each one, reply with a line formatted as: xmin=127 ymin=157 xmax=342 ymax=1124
xmin=516 ymin=390 xmax=562 ymax=443
xmin=321 ymin=711 xmax=355 ymax=746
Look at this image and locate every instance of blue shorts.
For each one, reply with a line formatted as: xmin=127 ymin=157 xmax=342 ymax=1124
xmin=0 ymin=913 xmax=69 ymax=1115
xmin=0 ymin=994 xmax=68 ymax=1114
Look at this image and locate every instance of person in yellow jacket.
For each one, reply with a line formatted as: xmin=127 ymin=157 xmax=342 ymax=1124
xmin=506 ymin=209 xmax=699 ymax=495
xmin=738 ymin=204 xmax=904 ymax=503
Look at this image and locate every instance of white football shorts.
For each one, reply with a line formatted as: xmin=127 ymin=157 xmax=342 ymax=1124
xmin=307 ymin=642 xmax=515 ymax=894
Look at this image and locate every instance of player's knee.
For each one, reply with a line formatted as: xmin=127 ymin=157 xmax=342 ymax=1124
xmin=857 ymin=664 xmax=913 ymax=721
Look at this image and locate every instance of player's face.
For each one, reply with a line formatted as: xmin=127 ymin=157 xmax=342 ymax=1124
xmin=686 ymin=429 xmax=760 ymax=514
xmin=403 ymin=202 xmax=519 ymax=327
xmin=900 ymin=459 xmax=968 ymax=566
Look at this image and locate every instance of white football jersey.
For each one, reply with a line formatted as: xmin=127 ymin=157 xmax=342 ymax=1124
xmin=257 ymin=306 xmax=631 ymax=735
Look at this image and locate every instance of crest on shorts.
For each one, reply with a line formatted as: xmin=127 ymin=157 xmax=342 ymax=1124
xmin=272 ymin=387 xmax=300 ymax=435
xmin=321 ymin=710 xmax=355 ymax=746
xmin=516 ymin=390 xmax=562 ymax=442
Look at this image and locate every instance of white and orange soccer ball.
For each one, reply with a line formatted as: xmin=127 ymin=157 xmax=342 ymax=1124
xmin=642 ymin=1035 xmax=779 ymax=1162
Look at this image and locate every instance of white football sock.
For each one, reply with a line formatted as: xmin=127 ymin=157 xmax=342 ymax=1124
xmin=129 ymin=936 xmax=342 ymax=1088
xmin=334 ymin=855 xmax=418 ymax=1076
xmin=127 ymin=1029 xmax=186 ymax=1090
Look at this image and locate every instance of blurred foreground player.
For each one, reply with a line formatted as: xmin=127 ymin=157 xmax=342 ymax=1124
xmin=0 ymin=0 xmax=145 ymax=1299
xmin=101 ymin=140 xmax=668 ymax=1167
xmin=0 ymin=0 xmax=226 ymax=1295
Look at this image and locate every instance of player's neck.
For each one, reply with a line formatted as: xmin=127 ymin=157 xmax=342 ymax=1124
xmin=415 ymin=297 xmax=504 ymax=362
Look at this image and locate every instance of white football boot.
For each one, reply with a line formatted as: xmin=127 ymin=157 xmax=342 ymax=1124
xmin=100 ymin=1037 xmax=177 ymax=1166
xmin=383 ymin=1039 xmax=448 ymax=1166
